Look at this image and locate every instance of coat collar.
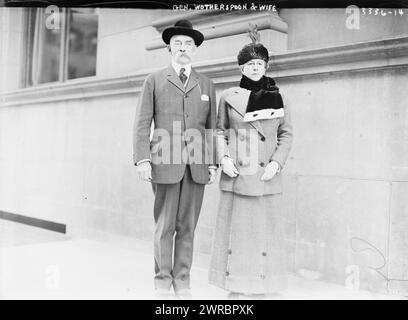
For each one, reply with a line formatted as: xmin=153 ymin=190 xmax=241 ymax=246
xmin=224 ymin=87 xmax=265 ymax=137
xmin=166 ymin=65 xmax=199 ymax=94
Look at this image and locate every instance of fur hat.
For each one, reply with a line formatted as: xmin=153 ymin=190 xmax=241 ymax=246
xmin=162 ymin=19 xmax=204 ymax=47
xmin=237 ymin=23 xmax=269 ymax=65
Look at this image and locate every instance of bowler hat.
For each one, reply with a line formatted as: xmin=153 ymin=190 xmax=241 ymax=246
xmin=162 ymin=19 xmax=204 ymax=47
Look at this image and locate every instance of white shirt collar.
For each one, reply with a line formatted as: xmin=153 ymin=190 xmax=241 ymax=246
xmin=172 ymin=61 xmax=191 ymax=79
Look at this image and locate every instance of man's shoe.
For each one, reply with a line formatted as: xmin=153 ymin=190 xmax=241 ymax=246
xmin=227 ymin=291 xmax=241 ymax=300
xmin=175 ymin=289 xmax=193 ymax=300
xmin=242 ymin=293 xmax=267 ymax=300
xmin=154 ymin=288 xmax=172 ymax=300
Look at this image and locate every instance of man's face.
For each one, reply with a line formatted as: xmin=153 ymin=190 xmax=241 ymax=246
xmin=240 ymin=59 xmax=267 ymax=81
xmin=169 ymin=35 xmax=197 ymax=65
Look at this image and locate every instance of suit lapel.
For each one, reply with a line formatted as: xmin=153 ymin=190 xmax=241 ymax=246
xmin=225 ymin=88 xmax=265 ymax=137
xmin=185 ymin=68 xmax=199 ymax=94
xmin=166 ymin=65 xmax=185 ymax=93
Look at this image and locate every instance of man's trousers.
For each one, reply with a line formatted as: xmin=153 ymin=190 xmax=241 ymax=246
xmin=151 ymin=165 xmax=205 ymax=292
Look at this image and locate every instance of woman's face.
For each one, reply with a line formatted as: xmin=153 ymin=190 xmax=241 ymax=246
xmin=240 ymin=59 xmax=267 ymax=81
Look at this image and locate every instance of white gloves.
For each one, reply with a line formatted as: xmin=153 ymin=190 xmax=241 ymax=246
xmin=221 ymin=156 xmax=239 ymax=178
xmin=208 ymin=168 xmax=217 ymax=184
xmin=222 ymin=157 xmax=281 ymax=180
xmin=260 ymin=161 xmax=280 ymax=181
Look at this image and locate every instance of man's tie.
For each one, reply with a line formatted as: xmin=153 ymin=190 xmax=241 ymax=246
xmin=179 ymin=68 xmax=187 ymax=86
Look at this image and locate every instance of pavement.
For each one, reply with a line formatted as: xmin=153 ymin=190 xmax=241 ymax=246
xmin=0 ymin=219 xmax=405 ymax=300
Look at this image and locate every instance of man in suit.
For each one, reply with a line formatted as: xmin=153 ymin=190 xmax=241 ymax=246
xmin=133 ymin=20 xmax=217 ymax=299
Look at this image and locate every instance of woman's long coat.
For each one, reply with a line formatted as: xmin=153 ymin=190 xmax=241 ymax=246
xmin=209 ymin=86 xmax=293 ymax=294
xmin=216 ymin=87 xmax=293 ymax=196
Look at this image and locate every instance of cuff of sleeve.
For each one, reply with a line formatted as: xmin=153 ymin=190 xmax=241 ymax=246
xmin=136 ymin=159 xmax=151 ymax=166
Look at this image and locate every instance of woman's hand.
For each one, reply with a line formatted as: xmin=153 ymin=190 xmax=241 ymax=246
xmin=208 ymin=167 xmax=217 ymax=184
xmin=221 ymin=156 xmax=239 ymax=178
xmin=261 ymin=161 xmax=280 ymax=181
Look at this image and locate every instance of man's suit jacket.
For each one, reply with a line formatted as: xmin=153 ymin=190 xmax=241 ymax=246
xmin=216 ymin=87 xmax=293 ymax=196
xmin=133 ymin=65 xmax=217 ymax=184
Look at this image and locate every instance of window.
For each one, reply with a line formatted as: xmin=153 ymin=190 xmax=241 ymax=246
xmin=24 ymin=8 xmax=98 ymax=87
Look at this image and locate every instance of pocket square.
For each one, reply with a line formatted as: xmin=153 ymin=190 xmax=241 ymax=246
xmin=201 ymin=94 xmax=209 ymax=101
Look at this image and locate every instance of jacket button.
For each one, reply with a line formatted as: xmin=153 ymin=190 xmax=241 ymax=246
xmin=227 ymin=249 xmax=232 ymax=255
xmin=238 ymin=160 xmax=243 ymax=166
xmin=259 ymin=162 xmax=265 ymax=167
xmin=226 ymin=271 xmax=230 ymax=276
xmin=262 ymin=252 xmax=267 ymax=256
xmin=260 ymin=136 xmax=265 ymax=142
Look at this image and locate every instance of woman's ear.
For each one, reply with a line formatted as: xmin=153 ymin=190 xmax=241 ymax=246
xmin=167 ymin=45 xmax=171 ymax=53
xmin=239 ymin=65 xmax=245 ymax=74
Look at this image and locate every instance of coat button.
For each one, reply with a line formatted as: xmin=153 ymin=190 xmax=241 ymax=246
xmin=227 ymin=249 xmax=232 ymax=255
xmin=238 ymin=160 xmax=243 ymax=166
xmin=226 ymin=271 xmax=230 ymax=276
xmin=259 ymin=162 xmax=265 ymax=167
xmin=262 ymin=252 xmax=267 ymax=256
xmin=260 ymin=136 xmax=265 ymax=142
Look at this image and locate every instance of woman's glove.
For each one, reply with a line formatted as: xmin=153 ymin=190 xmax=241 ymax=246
xmin=208 ymin=167 xmax=217 ymax=184
xmin=221 ymin=156 xmax=239 ymax=178
xmin=260 ymin=161 xmax=280 ymax=181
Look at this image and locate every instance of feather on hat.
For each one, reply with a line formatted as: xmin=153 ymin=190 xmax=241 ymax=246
xmin=237 ymin=23 xmax=269 ymax=65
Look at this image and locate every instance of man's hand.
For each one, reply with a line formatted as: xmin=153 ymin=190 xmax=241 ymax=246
xmin=208 ymin=167 xmax=217 ymax=184
xmin=136 ymin=161 xmax=152 ymax=182
xmin=260 ymin=161 xmax=280 ymax=181
xmin=221 ymin=157 xmax=239 ymax=178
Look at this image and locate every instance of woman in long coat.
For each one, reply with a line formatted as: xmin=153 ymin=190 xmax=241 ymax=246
xmin=209 ymin=31 xmax=293 ymax=298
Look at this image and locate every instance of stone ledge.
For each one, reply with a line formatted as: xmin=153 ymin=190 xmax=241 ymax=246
xmin=146 ymin=11 xmax=287 ymax=50
xmin=1 ymin=36 xmax=408 ymax=107
xmin=271 ymin=35 xmax=408 ymax=78
xmin=0 ymin=74 xmax=147 ymax=107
